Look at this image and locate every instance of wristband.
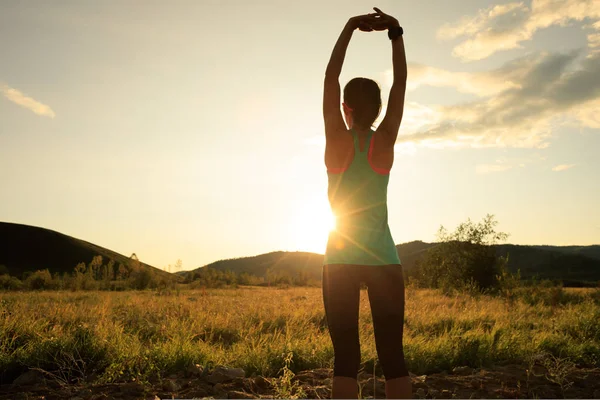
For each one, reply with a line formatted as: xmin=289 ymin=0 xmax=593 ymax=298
xmin=388 ymin=26 xmax=403 ymax=41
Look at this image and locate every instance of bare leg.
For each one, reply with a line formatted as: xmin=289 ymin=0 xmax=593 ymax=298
xmin=332 ymin=376 xmax=359 ymax=399
xmin=366 ymin=265 xmax=411 ymax=398
xmin=386 ymin=376 xmax=412 ymax=399
xmin=323 ymin=265 xmax=362 ymax=399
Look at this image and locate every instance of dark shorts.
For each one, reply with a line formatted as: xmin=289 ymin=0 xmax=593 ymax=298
xmin=322 ymin=263 xmax=408 ymax=380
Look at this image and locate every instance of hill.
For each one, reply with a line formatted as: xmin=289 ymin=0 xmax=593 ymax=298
xmin=2 ymin=221 xmax=597 ymax=287
xmin=192 ymin=251 xmax=325 ymax=282
xmin=0 ymin=222 xmax=169 ymax=279
xmin=185 ymin=241 xmax=600 ymax=286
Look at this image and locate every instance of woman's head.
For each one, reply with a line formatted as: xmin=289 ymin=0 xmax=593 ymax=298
xmin=343 ymin=77 xmax=381 ymax=130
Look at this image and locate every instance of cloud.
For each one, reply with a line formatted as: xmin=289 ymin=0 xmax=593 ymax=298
xmin=397 ymin=50 xmax=600 ymax=149
xmin=438 ymin=0 xmax=600 ymax=61
xmin=398 ymin=101 xmax=442 ymax=134
xmin=475 ymin=154 xmax=546 ymax=174
xmin=1 ymin=84 xmax=56 ymax=118
xmin=476 ymin=164 xmax=514 ymax=174
xmin=588 ymin=21 xmax=600 ymax=54
xmin=403 ymin=63 xmax=523 ymax=96
xmin=552 ymin=164 xmax=576 ymax=171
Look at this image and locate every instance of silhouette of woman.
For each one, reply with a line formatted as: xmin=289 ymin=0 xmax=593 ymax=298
xmin=322 ymin=7 xmax=411 ymax=399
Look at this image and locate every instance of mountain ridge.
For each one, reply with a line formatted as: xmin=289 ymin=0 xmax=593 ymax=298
xmin=0 ymin=222 xmax=168 ymax=279
xmin=2 ymin=222 xmax=599 ymax=286
xmin=185 ymin=240 xmax=600 ymax=286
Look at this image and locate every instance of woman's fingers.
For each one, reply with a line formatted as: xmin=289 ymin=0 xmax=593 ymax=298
xmin=358 ymin=21 xmax=374 ymax=32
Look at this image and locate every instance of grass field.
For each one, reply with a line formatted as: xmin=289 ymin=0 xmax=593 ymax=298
xmin=1 ymin=285 xmax=600 ymax=398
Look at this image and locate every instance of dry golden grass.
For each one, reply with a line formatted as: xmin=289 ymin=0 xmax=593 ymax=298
xmin=1 ymin=286 xmax=599 ymax=385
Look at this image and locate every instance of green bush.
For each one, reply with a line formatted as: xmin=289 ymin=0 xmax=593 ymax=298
xmin=24 ymin=269 xmax=57 ymax=290
xmin=412 ymin=214 xmax=509 ymax=292
xmin=0 ymin=275 xmax=23 ymax=290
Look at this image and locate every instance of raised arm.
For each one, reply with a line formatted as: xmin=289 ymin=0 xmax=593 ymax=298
xmin=373 ymin=7 xmax=407 ymax=146
xmin=323 ymin=15 xmax=376 ymax=138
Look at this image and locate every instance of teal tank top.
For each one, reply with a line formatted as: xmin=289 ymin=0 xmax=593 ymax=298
xmin=324 ymin=129 xmax=401 ymax=266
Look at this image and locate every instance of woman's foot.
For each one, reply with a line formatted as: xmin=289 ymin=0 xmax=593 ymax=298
xmin=332 ymin=376 xmax=358 ymax=399
xmin=385 ymin=375 xmax=412 ymax=399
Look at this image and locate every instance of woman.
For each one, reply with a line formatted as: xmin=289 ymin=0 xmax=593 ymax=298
xmin=322 ymin=7 xmax=411 ymax=399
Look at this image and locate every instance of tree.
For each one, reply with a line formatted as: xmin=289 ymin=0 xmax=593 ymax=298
xmin=413 ymin=214 xmax=509 ymax=293
xmin=116 ymin=263 xmax=129 ymax=280
xmin=89 ymin=255 xmax=103 ymax=280
xmin=25 ymin=269 xmax=54 ymax=290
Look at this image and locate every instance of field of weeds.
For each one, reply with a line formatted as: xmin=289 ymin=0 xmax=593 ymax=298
xmin=1 ymin=286 xmax=600 ymax=399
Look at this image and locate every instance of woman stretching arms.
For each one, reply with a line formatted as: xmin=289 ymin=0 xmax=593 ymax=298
xmin=322 ymin=7 xmax=411 ymax=399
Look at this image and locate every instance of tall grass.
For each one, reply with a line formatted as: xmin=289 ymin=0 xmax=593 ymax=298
xmin=1 ymin=286 xmax=599 ymax=385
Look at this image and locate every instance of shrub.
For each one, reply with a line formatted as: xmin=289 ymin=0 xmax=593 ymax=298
xmin=412 ymin=214 xmax=509 ymax=293
xmin=24 ymin=269 xmax=57 ymax=290
xmin=0 ymin=275 xmax=23 ymax=290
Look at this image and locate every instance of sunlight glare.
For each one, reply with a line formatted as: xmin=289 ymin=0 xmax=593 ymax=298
xmin=289 ymin=196 xmax=335 ymax=254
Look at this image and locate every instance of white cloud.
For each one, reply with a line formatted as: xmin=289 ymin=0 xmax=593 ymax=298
xmin=399 ymin=101 xmax=442 ymax=134
xmin=569 ymin=98 xmax=600 ymax=128
xmin=552 ymin=164 xmax=576 ymax=171
xmin=439 ymin=0 xmax=600 ymax=61
xmin=476 ymin=164 xmax=514 ymax=174
xmin=398 ymin=50 xmax=600 ymax=149
xmin=588 ymin=21 xmax=600 ymax=51
xmin=1 ymin=84 xmax=56 ymax=118
xmin=313 ymin=44 xmax=600 ymax=152
xmin=402 ymin=63 xmax=523 ymax=96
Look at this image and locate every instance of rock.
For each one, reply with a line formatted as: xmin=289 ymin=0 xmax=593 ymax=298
xmin=162 ymin=379 xmax=180 ymax=392
xmin=452 ymin=366 xmax=473 ymax=375
xmin=120 ymin=382 xmax=145 ymax=395
xmin=429 ymin=388 xmax=440 ymax=398
xmin=254 ymin=376 xmax=270 ymax=389
xmin=228 ymin=391 xmax=256 ymax=399
xmin=214 ymin=383 xmax=224 ymax=393
xmin=13 ymin=370 xmax=45 ymax=386
xmin=412 ymin=374 xmax=428 ymax=389
xmin=77 ymin=389 xmax=93 ymax=398
xmin=416 ymin=388 xmax=426 ymax=398
xmin=207 ymin=366 xmax=246 ymax=384
xmin=187 ymin=363 xmax=204 ymax=377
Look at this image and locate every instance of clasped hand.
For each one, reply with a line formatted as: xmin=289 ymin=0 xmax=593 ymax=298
xmin=349 ymin=7 xmax=399 ymax=32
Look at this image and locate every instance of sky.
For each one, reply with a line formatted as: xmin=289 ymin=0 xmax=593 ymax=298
xmin=1 ymin=0 xmax=599 ymax=271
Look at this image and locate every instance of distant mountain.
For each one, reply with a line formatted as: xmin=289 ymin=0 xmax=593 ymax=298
xmin=396 ymin=241 xmax=600 ymax=285
xmin=185 ymin=241 xmax=600 ymax=286
xmin=494 ymin=244 xmax=600 ymax=284
xmin=195 ymin=251 xmax=325 ymax=281
xmin=2 ymin=221 xmax=597 ymax=287
xmin=531 ymin=245 xmax=600 ymax=261
xmin=0 ymin=222 xmax=170 ymax=279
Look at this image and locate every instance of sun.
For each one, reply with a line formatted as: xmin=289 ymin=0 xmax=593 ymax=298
xmin=289 ymin=197 xmax=336 ymax=254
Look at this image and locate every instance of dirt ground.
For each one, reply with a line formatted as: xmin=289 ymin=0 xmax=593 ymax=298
xmin=2 ymin=364 xmax=600 ymax=399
